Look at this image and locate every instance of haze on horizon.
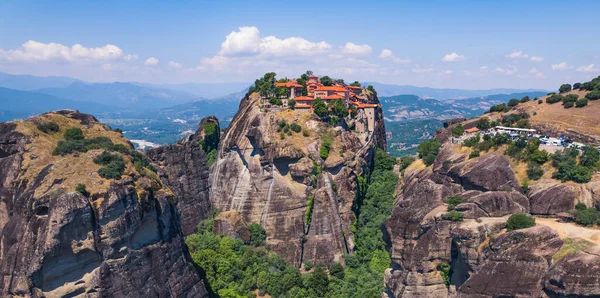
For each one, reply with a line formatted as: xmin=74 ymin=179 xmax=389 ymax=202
xmin=1 ymin=0 xmax=599 ymax=90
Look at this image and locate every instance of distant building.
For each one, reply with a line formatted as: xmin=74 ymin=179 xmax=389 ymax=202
xmin=275 ymin=82 xmax=303 ymax=99
xmin=465 ymin=127 xmax=480 ymax=134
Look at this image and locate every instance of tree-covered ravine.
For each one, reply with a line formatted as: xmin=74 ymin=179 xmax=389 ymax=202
xmin=185 ymin=149 xmax=399 ymax=298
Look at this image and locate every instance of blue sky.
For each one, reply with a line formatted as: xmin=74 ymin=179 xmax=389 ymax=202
xmin=1 ymin=0 xmax=599 ymax=89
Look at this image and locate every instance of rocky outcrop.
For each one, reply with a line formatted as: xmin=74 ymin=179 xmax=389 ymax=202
xmin=212 ymin=210 xmax=250 ymax=243
xmin=0 ymin=112 xmax=207 ymax=297
xmin=384 ymin=143 xmax=600 ymax=297
xmin=147 ymin=116 xmax=218 ymax=235
xmin=209 ymin=92 xmax=385 ymax=267
xmin=544 ymin=245 xmax=600 ymax=297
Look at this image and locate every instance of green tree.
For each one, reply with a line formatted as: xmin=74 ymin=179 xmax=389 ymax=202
xmin=330 ymin=99 xmax=349 ymax=118
xmin=476 ymin=118 xmax=491 ymax=130
xmin=507 ymin=98 xmax=520 ymax=107
xmin=64 ymin=128 xmax=84 ymax=141
xmin=586 ymin=90 xmax=600 ymax=100
xmin=37 ymin=122 xmax=60 ymax=133
xmin=573 ymin=82 xmax=582 ymax=89
xmin=308 ymin=267 xmax=329 ymax=297
xmin=452 ymin=124 xmax=465 ymax=137
xmin=559 ymin=84 xmax=572 ymax=93
xmin=313 ymin=98 xmax=328 ymax=118
xmin=575 ymin=98 xmax=588 ymax=108
xmin=248 ymin=223 xmax=267 ymax=246
xmin=444 ymin=196 xmax=463 ymax=211
xmin=575 ymin=208 xmax=599 ymax=226
xmin=418 ymin=139 xmax=441 ymax=166
xmin=319 ymin=134 xmax=333 ymax=160
xmin=526 ymin=162 xmax=544 ymax=180
xmin=506 ymin=213 xmax=536 ymax=231
xmin=350 ymin=81 xmax=361 ymax=87
xmin=320 ymin=76 xmax=333 ymax=86
xmin=288 ymin=99 xmax=297 ymax=109
xmin=329 ymin=263 xmax=345 ymax=280
xmin=520 ymin=96 xmax=531 ymax=103
xmin=580 ymin=146 xmax=600 ymax=167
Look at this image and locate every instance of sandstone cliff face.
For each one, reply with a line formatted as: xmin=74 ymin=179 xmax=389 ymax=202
xmin=384 ymin=143 xmax=600 ymax=297
xmin=146 ymin=116 xmax=218 ymax=236
xmin=0 ymin=111 xmax=207 ymax=298
xmin=209 ymin=92 xmax=386 ymax=267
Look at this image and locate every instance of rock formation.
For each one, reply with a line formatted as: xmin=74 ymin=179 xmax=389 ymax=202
xmin=0 ymin=111 xmax=207 ymax=297
xmin=146 ymin=116 xmax=218 ymax=235
xmin=208 ymin=91 xmax=386 ymax=267
xmin=384 ymin=142 xmax=600 ymax=297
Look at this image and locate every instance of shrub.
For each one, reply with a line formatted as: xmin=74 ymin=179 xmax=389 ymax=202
xmin=563 ymin=101 xmax=574 ymax=108
xmin=527 ymin=162 xmax=544 ymax=180
xmin=288 ymin=99 xmax=296 ymax=109
xmin=575 ymin=203 xmax=588 ymax=211
xmin=559 ymin=84 xmax=572 ymax=93
xmin=575 ymin=98 xmax=588 ymax=108
xmin=439 ymin=263 xmax=452 ymax=288
xmin=586 ymin=90 xmax=600 ymax=100
xmin=97 ymin=158 xmax=125 ymax=180
xmin=305 ymin=195 xmax=315 ymax=226
xmin=36 ymin=122 xmax=60 ymax=133
xmin=248 ymin=223 xmax=267 ymax=246
xmin=546 ymin=94 xmax=563 ymax=104
xmin=443 ymin=211 xmax=464 ymax=221
xmin=538 ymin=99 xmax=543 ymax=104
xmin=444 ymin=196 xmax=463 ymax=211
xmin=489 ymin=103 xmax=509 ymax=113
xmin=506 ymin=213 xmax=535 ymax=231
xmin=290 ymin=123 xmax=302 ymax=133
xmin=476 ymin=118 xmax=491 ymax=130
xmin=319 ymin=134 xmax=333 ymax=160
xmin=399 ymin=155 xmax=416 ymax=172
xmin=329 ymin=263 xmax=345 ymax=280
xmin=573 ymin=82 xmax=582 ymax=89
xmin=75 ymin=184 xmax=89 ymax=197
xmin=575 ymin=208 xmax=599 ymax=226
xmin=93 ymin=151 xmax=121 ymax=165
xmin=469 ymin=150 xmax=480 ymax=159
xmin=507 ymin=98 xmax=520 ymax=107
xmin=580 ymin=146 xmax=600 ymax=167
xmin=418 ymin=139 xmax=441 ymax=166
xmin=302 ymin=129 xmax=309 ymax=137
xmin=452 ymin=124 xmax=464 ymax=137
xmin=520 ymin=96 xmax=531 ymax=103
xmin=462 ymin=134 xmax=480 ymax=147
xmin=64 ymin=128 xmax=84 ymax=140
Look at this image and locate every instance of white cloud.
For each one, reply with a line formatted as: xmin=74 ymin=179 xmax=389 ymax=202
xmin=0 ymin=40 xmax=125 ymax=62
xmin=577 ymin=64 xmax=600 ymax=73
xmin=551 ymin=62 xmax=571 ymax=70
xmin=144 ymin=57 xmax=159 ymax=66
xmin=218 ymin=26 xmax=331 ymax=57
xmin=342 ymin=42 xmax=372 ymax=55
xmin=442 ymin=52 xmax=465 ymax=62
xmin=529 ymin=56 xmax=544 ymax=62
xmin=379 ymin=49 xmax=392 ymax=58
xmin=168 ymin=61 xmax=182 ymax=69
xmin=528 ymin=67 xmax=545 ymax=78
xmin=495 ymin=66 xmax=518 ymax=75
xmin=443 ymin=70 xmax=453 ymax=74
xmin=480 ymin=66 xmax=488 ymax=71
xmin=124 ymin=54 xmax=138 ymax=61
xmin=412 ymin=65 xmax=434 ymax=73
xmin=378 ymin=49 xmax=411 ymax=64
xmin=506 ymin=50 xmax=529 ymax=59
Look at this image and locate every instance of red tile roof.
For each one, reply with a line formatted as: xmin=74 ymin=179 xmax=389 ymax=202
xmin=275 ymin=82 xmax=303 ymax=88
xmin=465 ymin=127 xmax=480 ymax=133
xmin=309 ymin=74 xmax=318 ymax=78
xmin=294 ymin=96 xmax=314 ymax=101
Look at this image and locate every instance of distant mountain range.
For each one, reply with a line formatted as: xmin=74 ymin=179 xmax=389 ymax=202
xmin=365 ymin=82 xmax=547 ymax=100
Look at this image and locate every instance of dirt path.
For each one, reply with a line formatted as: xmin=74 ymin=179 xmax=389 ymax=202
xmin=535 ymin=217 xmax=600 ymax=245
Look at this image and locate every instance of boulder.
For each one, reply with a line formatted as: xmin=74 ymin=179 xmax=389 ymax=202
xmin=529 ymin=181 xmax=577 ymax=215
xmin=457 ymin=226 xmax=562 ymax=297
xmin=544 ymin=245 xmax=600 ymax=296
xmin=448 ymin=154 xmax=518 ymax=191
xmin=213 ymin=210 xmax=251 ymax=243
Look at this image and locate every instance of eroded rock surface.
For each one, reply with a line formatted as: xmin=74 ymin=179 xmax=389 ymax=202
xmin=209 ymin=92 xmax=385 ymax=267
xmin=384 ymin=143 xmax=600 ymax=297
xmin=0 ymin=112 xmax=207 ymax=298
